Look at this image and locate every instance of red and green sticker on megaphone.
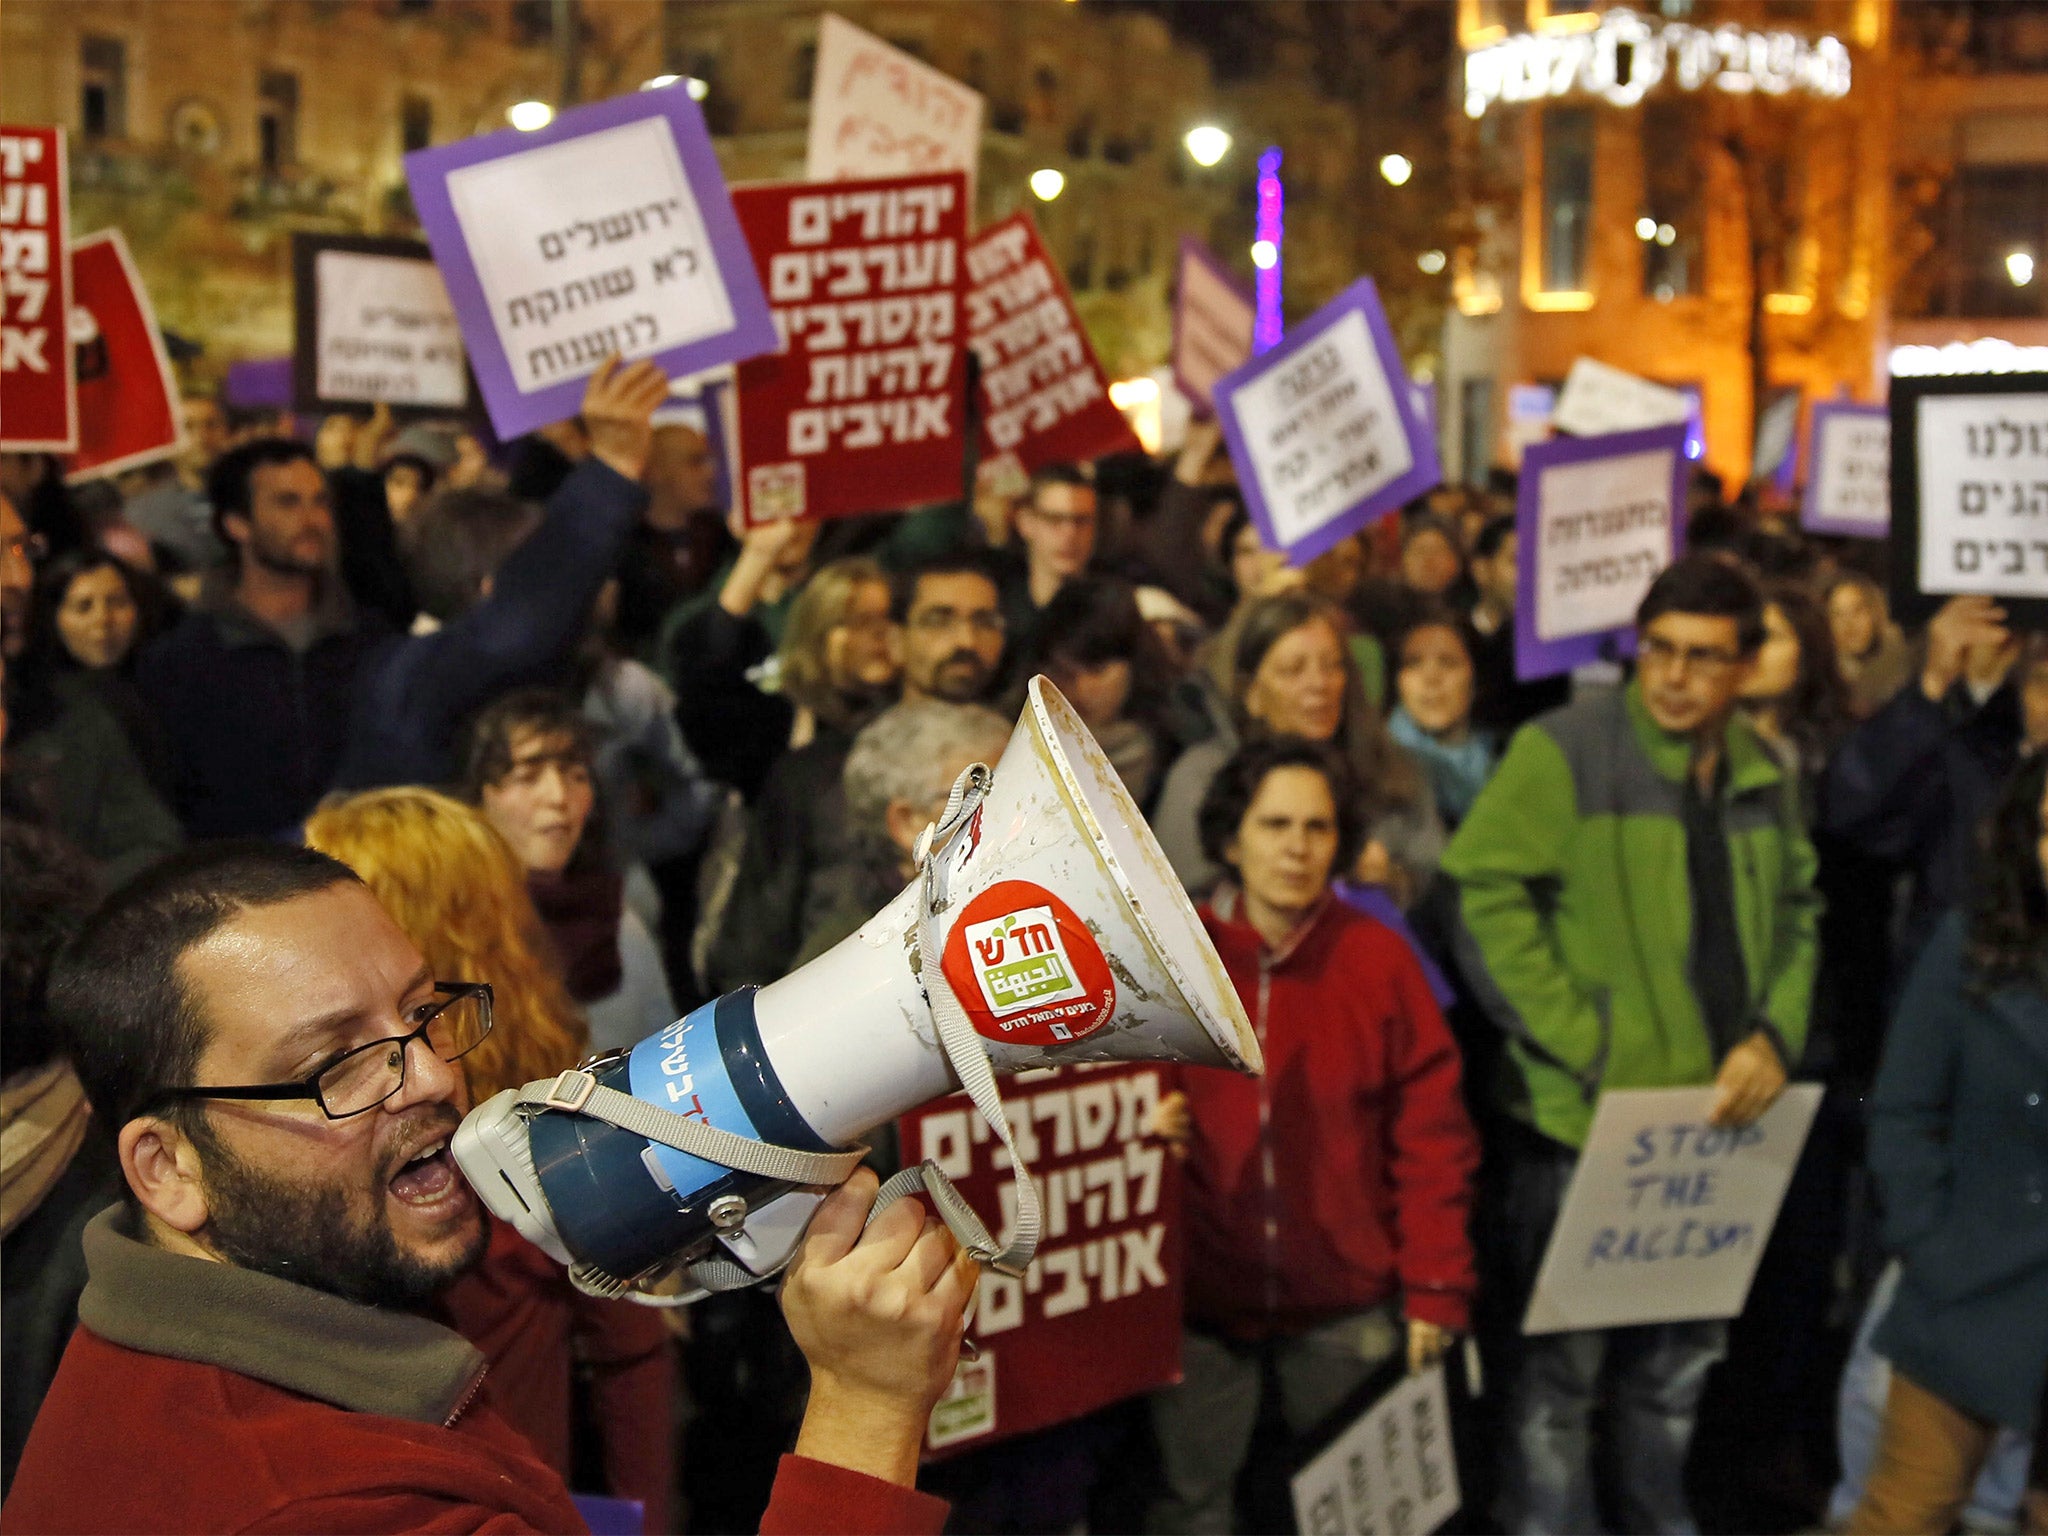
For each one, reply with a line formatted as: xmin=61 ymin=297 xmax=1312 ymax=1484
xmin=940 ymin=880 xmax=1117 ymax=1049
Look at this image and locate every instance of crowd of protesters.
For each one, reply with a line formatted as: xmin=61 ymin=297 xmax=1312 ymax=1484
xmin=1 ymin=360 xmax=2045 ymax=1536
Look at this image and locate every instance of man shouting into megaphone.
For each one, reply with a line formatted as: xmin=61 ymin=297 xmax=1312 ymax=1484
xmin=0 ymin=843 xmax=971 ymax=1535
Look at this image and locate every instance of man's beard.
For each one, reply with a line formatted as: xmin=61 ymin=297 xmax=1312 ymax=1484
xmin=247 ymin=531 xmax=329 ymax=578
xmin=925 ymin=649 xmax=992 ymax=703
xmin=195 ymin=1113 xmax=489 ymax=1310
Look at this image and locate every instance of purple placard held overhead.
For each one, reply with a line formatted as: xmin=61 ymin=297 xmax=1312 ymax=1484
xmin=1212 ymin=277 xmax=1441 ymax=566
xmin=404 ymin=87 xmax=776 ymax=440
xmin=1515 ymin=423 xmax=1688 ymax=681
xmin=1801 ymin=400 xmax=1889 ymax=540
xmin=1171 ymin=237 xmax=1256 ymax=418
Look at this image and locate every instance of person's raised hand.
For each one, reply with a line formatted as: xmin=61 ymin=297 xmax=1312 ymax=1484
xmin=781 ymin=1168 xmax=979 ymax=1487
xmin=581 ymin=356 xmax=670 ymax=485
xmin=1921 ymin=595 xmax=2010 ymax=703
xmin=1708 ymin=1030 xmax=1787 ymax=1128
xmin=1407 ymin=1319 xmax=1451 ymax=1375
xmin=718 ymin=517 xmax=813 ymax=617
xmin=1148 ymin=1089 xmax=1193 ymax=1160
xmin=1175 ymin=416 xmax=1224 ymax=485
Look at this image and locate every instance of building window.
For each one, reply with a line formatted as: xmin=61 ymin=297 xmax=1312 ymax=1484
xmin=1067 ymin=230 xmax=1095 ymax=292
xmin=258 ymin=71 xmax=299 ymax=175
xmin=787 ymin=42 xmax=817 ymax=103
xmin=963 ymin=49 xmax=988 ymax=92
xmin=80 ymin=35 xmax=127 ymax=141
xmin=401 ymin=94 xmax=433 ymax=154
xmin=1956 ymin=164 xmax=2048 ymax=318
xmin=1539 ymin=107 xmax=1595 ymax=292
xmin=1641 ymin=101 xmax=1702 ymax=300
xmin=509 ymin=0 xmax=553 ymax=47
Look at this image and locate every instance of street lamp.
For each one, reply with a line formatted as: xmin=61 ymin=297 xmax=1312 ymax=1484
xmin=1378 ymin=153 xmax=1412 ymax=187
xmin=1184 ymin=125 xmax=1231 ymax=168
xmin=2009 ymin=250 xmax=2036 ymax=287
xmin=1655 ymin=223 xmax=1676 ymax=246
xmin=507 ymin=100 xmax=554 ymax=131
xmin=1417 ymin=249 xmax=1446 ymax=274
xmin=1250 ymin=239 xmax=1278 ymax=270
xmin=1030 ymin=168 xmax=1066 ymax=201
xmin=1635 ymin=216 xmax=1658 ymax=240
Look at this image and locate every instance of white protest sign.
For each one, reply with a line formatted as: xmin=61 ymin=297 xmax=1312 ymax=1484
xmin=1523 ymin=1084 xmax=1823 ymax=1335
xmin=1215 ymin=280 xmax=1439 ymax=564
xmin=1752 ymin=390 xmax=1800 ymax=484
xmin=407 ymin=90 xmax=775 ymax=439
xmin=1916 ymin=392 xmax=2048 ymax=598
xmin=806 ymin=14 xmax=984 ymax=195
xmin=1291 ymin=1366 xmax=1460 ymax=1536
xmin=1552 ymin=358 xmax=1692 ymax=439
xmin=1517 ymin=425 xmax=1684 ymax=683
xmin=1803 ymin=403 xmax=1889 ymax=538
xmin=312 ymin=249 xmax=466 ymax=409
xmin=446 ymin=119 xmax=735 ymax=396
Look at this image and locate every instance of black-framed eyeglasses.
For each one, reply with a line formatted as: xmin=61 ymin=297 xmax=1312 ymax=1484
xmin=145 ymin=982 xmax=493 ymax=1121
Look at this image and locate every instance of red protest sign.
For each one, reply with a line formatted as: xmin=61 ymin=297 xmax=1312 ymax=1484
xmin=731 ymin=172 xmax=968 ymax=525
xmin=66 ymin=231 xmax=184 ymax=482
xmin=966 ymin=213 xmax=1138 ymax=473
xmin=899 ymin=1062 xmax=1184 ymax=1457
xmin=1 ymin=126 xmax=76 ymax=451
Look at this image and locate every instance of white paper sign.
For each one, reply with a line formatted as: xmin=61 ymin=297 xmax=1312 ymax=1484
xmin=1809 ymin=410 xmax=1890 ymax=535
xmin=1916 ymin=392 xmax=2048 ymax=597
xmin=313 ymin=250 xmax=466 ymax=409
xmin=1227 ymin=310 xmax=1415 ymax=549
xmin=1752 ymin=391 xmax=1800 ymax=483
xmin=806 ymin=14 xmax=984 ymax=194
xmin=1523 ymin=1084 xmax=1823 ymax=1335
xmin=1291 ymin=1366 xmax=1460 ymax=1536
xmin=1552 ymin=358 xmax=1692 ymax=438
xmin=443 ymin=116 xmax=738 ymax=396
xmin=1532 ymin=445 xmax=1678 ymax=643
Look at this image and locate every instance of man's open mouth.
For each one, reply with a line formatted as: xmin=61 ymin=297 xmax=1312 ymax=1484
xmin=390 ymin=1139 xmax=458 ymax=1205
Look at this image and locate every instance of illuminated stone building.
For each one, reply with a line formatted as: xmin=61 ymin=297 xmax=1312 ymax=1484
xmin=1439 ymin=0 xmax=2048 ymax=493
xmin=0 ymin=0 xmax=1417 ymax=389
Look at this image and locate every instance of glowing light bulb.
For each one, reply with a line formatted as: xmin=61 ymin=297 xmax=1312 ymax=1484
xmin=1635 ymin=216 xmax=1658 ymax=240
xmin=2009 ymin=251 xmax=2036 ymax=287
xmin=1184 ymin=126 xmax=1231 ymax=167
xmin=1656 ymin=223 xmax=1677 ymax=246
xmin=1417 ymin=249 xmax=1447 ymax=274
xmin=507 ymin=100 xmax=554 ymax=132
xmin=1250 ymin=239 xmax=1278 ymax=270
xmin=1379 ymin=154 xmax=1413 ymax=187
xmin=1029 ymin=168 xmax=1066 ymax=201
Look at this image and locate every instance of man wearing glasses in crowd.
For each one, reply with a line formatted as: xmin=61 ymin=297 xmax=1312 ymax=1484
xmin=1441 ymin=554 xmax=1821 ymax=1536
xmin=894 ymin=550 xmax=1009 ymax=706
xmin=0 ymin=844 xmax=970 ymax=1533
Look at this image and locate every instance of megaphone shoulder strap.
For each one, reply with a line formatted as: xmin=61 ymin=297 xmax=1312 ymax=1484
xmin=871 ymin=764 xmax=1046 ymax=1281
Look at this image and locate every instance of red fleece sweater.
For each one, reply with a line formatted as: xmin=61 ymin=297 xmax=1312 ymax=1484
xmin=2 ymin=1327 xmax=948 ymax=1535
xmin=1179 ymin=894 xmax=1479 ymax=1339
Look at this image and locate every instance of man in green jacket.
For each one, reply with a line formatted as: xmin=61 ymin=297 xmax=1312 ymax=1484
xmin=1441 ymin=554 xmax=1819 ymax=1535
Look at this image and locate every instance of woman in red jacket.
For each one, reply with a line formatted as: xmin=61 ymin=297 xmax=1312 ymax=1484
xmin=1148 ymin=735 xmax=1480 ymax=1533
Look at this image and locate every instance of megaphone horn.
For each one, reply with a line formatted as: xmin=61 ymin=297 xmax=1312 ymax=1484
xmin=452 ymin=676 xmax=1262 ymax=1303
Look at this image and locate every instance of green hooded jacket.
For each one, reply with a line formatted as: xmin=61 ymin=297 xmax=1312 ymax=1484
xmin=1439 ymin=682 xmax=1821 ymax=1149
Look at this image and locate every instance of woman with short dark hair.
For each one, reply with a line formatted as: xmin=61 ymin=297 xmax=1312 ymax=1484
xmin=1845 ymin=755 xmax=2048 ymax=1532
xmin=1148 ymin=735 xmax=1478 ymax=1533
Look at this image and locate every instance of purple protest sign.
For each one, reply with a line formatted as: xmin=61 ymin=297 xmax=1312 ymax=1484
xmin=1171 ymin=237 xmax=1255 ymax=418
xmin=1514 ymin=423 xmax=1687 ymax=681
xmin=404 ymin=87 xmax=776 ymax=440
xmin=1801 ymin=400 xmax=1889 ymax=540
xmin=1212 ymin=277 xmax=1441 ymax=566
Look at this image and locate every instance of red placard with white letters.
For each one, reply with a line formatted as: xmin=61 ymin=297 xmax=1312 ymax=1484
xmin=966 ymin=213 xmax=1137 ymax=472
xmin=899 ymin=1062 xmax=1184 ymax=1458
xmin=730 ymin=172 xmax=968 ymax=525
xmin=1 ymin=125 xmax=76 ymax=451
xmin=65 ymin=230 xmax=185 ymax=482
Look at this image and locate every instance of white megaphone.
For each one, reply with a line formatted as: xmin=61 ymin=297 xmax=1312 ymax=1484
xmin=452 ymin=677 xmax=1260 ymax=1302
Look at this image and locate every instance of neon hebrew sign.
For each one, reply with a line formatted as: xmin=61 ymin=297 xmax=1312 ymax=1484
xmin=1463 ymin=8 xmax=1851 ymax=120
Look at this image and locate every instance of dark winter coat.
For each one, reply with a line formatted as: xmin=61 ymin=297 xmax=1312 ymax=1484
xmin=1871 ymin=913 xmax=2048 ymax=1431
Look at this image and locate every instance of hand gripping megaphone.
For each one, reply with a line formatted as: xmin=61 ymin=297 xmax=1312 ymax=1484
xmin=452 ymin=677 xmax=1261 ymax=1303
